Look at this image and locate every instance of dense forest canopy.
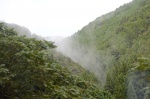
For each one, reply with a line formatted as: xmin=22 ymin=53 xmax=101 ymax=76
xmin=0 ymin=0 xmax=150 ymax=98
xmin=57 ymin=0 xmax=150 ymax=98
xmin=0 ymin=22 xmax=113 ymax=98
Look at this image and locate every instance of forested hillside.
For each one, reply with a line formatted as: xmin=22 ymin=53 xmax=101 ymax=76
xmin=1 ymin=0 xmax=150 ymax=98
xmin=0 ymin=22 xmax=113 ymax=98
xmin=57 ymin=0 xmax=150 ymax=98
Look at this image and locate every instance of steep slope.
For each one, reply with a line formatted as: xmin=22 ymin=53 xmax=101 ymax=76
xmin=3 ymin=22 xmax=98 ymax=81
xmin=57 ymin=0 xmax=150 ymax=98
xmin=0 ymin=22 xmax=114 ymax=98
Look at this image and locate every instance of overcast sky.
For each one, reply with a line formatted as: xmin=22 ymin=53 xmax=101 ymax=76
xmin=0 ymin=0 xmax=132 ymax=37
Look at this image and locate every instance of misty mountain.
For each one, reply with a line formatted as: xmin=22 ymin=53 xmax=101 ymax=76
xmin=0 ymin=22 xmax=113 ymax=98
xmin=45 ymin=36 xmax=64 ymax=43
xmin=57 ymin=0 xmax=150 ymax=98
xmin=3 ymin=22 xmax=46 ymax=40
xmin=0 ymin=0 xmax=150 ymax=98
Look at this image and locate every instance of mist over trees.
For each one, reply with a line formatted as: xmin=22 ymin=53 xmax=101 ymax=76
xmin=57 ymin=0 xmax=150 ymax=98
xmin=0 ymin=0 xmax=150 ymax=98
xmin=0 ymin=22 xmax=113 ymax=98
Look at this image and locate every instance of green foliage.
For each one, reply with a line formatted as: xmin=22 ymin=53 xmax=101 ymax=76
xmin=127 ymin=57 xmax=150 ymax=99
xmin=0 ymin=23 xmax=113 ymax=98
xmin=1 ymin=0 xmax=149 ymax=98
xmin=59 ymin=0 xmax=150 ymax=98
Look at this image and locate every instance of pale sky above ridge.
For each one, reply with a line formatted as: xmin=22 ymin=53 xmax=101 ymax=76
xmin=0 ymin=0 xmax=132 ymax=37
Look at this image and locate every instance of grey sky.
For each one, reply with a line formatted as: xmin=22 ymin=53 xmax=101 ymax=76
xmin=0 ymin=0 xmax=132 ymax=37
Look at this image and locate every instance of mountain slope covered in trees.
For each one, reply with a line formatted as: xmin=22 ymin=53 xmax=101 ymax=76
xmin=57 ymin=0 xmax=150 ymax=98
xmin=1 ymin=0 xmax=150 ymax=98
xmin=0 ymin=22 xmax=113 ymax=98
